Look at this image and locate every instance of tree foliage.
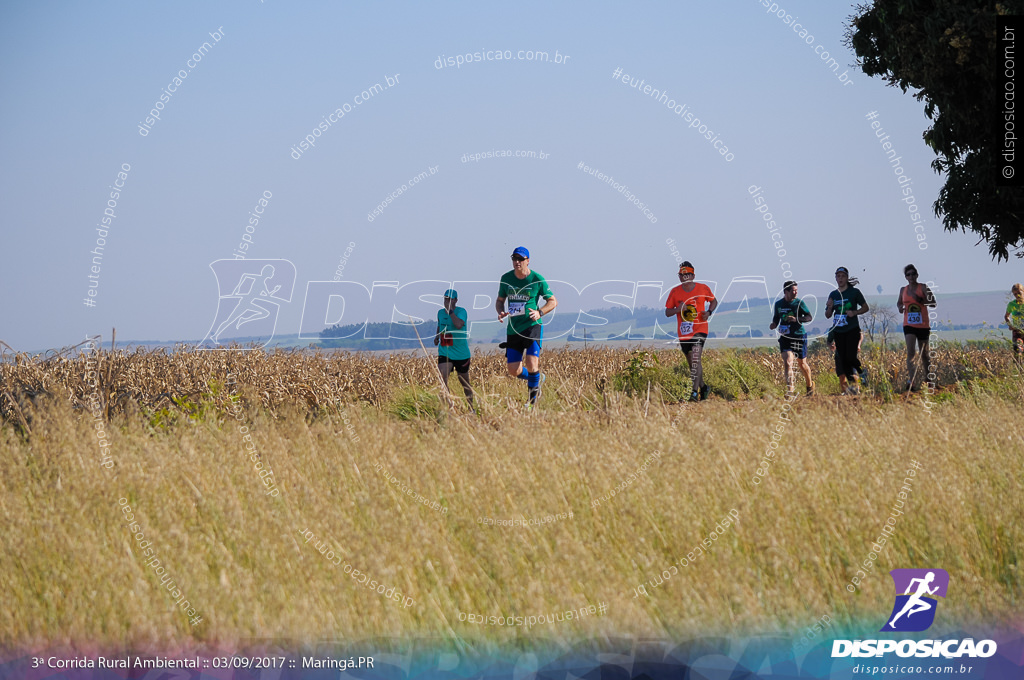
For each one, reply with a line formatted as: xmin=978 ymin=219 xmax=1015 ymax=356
xmin=846 ymin=1 xmax=1024 ymax=260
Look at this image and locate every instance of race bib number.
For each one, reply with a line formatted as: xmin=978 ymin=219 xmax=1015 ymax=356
xmin=508 ymin=301 xmax=526 ymax=316
xmin=680 ymin=321 xmax=694 ymax=335
xmin=779 ymin=324 xmax=790 ymax=335
xmin=833 ymin=314 xmax=848 ymax=328
xmin=907 ymin=312 xmax=922 ymax=325
xmin=440 ymin=333 xmax=453 ymax=347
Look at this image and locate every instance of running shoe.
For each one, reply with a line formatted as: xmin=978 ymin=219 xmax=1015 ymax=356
xmin=806 ymin=383 xmax=815 ymax=397
xmin=859 ymin=368 xmax=869 ymax=389
xmin=848 ymin=383 xmax=860 ymax=395
xmin=688 ymin=389 xmax=699 ymax=403
xmin=700 ymin=383 xmax=710 ymax=401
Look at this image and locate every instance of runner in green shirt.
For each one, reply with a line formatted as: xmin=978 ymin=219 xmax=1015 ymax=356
xmin=434 ymin=288 xmax=474 ymax=409
xmin=770 ymin=280 xmax=814 ymax=396
xmin=1005 ymin=283 xmax=1024 ymax=362
xmin=825 ymin=267 xmax=870 ymax=395
xmin=495 ymin=247 xmax=558 ymax=407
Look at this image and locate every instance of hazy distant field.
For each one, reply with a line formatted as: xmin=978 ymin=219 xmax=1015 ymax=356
xmin=1 ymin=345 xmax=1021 ymax=649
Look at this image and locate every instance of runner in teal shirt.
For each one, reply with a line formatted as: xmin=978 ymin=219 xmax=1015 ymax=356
xmin=434 ymin=289 xmax=474 ymax=409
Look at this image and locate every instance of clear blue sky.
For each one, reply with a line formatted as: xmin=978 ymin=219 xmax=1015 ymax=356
xmin=0 ymin=0 xmax=1018 ymax=350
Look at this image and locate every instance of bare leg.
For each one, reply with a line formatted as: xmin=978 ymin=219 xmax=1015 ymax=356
xmin=782 ymin=351 xmax=794 ymax=392
xmin=920 ymin=338 xmax=931 ymax=386
xmin=457 ymin=371 xmax=474 ymax=406
xmin=905 ymin=334 xmax=918 ymax=388
xmin=439 ymin=360 xmax=453 ymax=389
xmin=798 ymin=357 xmax=813 ymax=390
xmin=523 ymin=354 xmax=540 ymax=374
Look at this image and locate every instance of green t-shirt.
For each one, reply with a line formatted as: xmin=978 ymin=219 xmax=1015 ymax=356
xmin=498 ymin=270 xmax=553 ymax=336
xmin=1007 ymin=299 xmax=1024 ymax=330
xmin=437 ymin=307 xmax=470 ymax=361
xmin=772 ymin=297 xmax=811 ymax=337
xmin=828 ymin=286 xmax=867 ymax=334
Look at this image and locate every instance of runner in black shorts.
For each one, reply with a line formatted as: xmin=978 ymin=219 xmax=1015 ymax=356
xmin=897 ymin=265 xmax=936 ymax=392
xmin=435 ymin=288 xmax=474 ymax=409
xmin=770 ymin=281 xmax=814 ymax=395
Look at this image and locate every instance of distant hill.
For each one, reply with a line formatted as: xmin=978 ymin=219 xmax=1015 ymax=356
xmin=312 ymin=290 xmax=1017 ymax=349
xmin=72 ymin=290 xmax=1016 ymax=352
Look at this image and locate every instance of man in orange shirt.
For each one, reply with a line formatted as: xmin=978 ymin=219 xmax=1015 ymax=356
xmin=665 ymin=261 xmax=718 ymax=402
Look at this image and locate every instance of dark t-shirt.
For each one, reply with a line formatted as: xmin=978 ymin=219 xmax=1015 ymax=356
xmin=772 ymin=298 xmax=811 ymax=337
xmin=828 ymin=286 xmax=867 ymax=334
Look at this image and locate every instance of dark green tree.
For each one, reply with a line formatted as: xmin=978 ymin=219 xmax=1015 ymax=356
xmin=846 ymin=1 xmax=1024 ymax=260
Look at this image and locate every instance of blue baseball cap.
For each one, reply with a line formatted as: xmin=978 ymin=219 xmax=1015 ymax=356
xmin=443 ymin=288 xmax=458 ymax=299
xmin=512 ymin=246 xmax=530 ymax=259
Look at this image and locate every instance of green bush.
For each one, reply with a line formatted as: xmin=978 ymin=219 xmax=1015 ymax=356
xmin=388 ymin=387 xmax=446 ymax=423
xmin=611 ymin=351 xmax=689 ymax=402
xmin=703 ymin=352 xmax=777 ymax=400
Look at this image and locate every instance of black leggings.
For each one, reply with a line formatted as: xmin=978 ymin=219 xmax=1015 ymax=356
xmin=834 ymin=330 xmax=862 ymax=378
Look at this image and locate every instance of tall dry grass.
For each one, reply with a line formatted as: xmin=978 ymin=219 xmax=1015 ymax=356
xmin=0 ymin=345 xmax=1021 ymax=650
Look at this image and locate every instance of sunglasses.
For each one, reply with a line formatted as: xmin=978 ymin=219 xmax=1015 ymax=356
xmin=905 ymin=271 xmax=918 ymax=276
xmin=511 ymin=256 xmax=526 ymax=262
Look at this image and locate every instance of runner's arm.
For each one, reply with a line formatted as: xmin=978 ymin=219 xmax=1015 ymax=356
xmin=451 ymin=310 xmax=465 ymax=330
xmin=847 ymin=292 xmax=869 ymax=318
xmin=847 ymin=302 xmax=869 ymax=317
xmin=825 ymin=297 xmax=834 ymax=318
xmin=698 ymin=296 xmax=718 ymax=322
xmin=495 ymin=296 xmax=508 ymax=321
xmin=530 ymin=296 xmax=558 ymax=321
xmin=896 ymin=286 xmax=906 ymax=313
xmin=922 ymin=285 xmax=936 ymax=307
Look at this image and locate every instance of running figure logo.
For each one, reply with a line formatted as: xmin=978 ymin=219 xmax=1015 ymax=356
xmin=200 ymin=259 xmax=296 ymax=349
xmin=880 ymin=568 xmax=949 ymax=632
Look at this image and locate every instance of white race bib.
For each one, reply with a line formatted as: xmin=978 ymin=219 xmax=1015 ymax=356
xmin=907 ymin=312 xmax=922 ymax=325
xmin=680 ymin=321 xmax=694 ymax=335
xmin=508 ymin=301 xmax=526 ymax=316
xmin=779 ymin=324 xmax=790 ymax=335
xmin=833 ymin=314 xmax=848 ymax=328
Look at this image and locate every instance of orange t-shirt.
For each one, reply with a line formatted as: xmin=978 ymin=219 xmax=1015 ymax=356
xmin=666 ymin=283 xmax=715 ymax=339
xmin=900 ymin=284 xmax=929 ymax=328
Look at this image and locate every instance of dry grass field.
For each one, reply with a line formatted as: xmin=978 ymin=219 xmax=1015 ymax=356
xmin=1 ymin=343 xmax=1022 ymax=652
